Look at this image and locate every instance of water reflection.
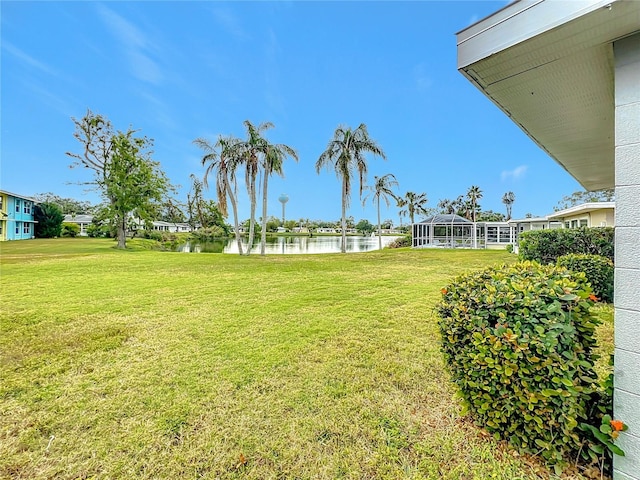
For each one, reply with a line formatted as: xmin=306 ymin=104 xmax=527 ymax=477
xmin=177 ymin=235 xmax=400 ymax=254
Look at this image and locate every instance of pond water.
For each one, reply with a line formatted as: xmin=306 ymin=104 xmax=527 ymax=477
xmin=177 ymin=235 xmax=401 ymax=254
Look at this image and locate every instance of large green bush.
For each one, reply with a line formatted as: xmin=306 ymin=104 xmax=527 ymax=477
xmin=518 ymin=227 xmax=614 ymax=264
xmin=557 ymin=254 xmax=614 ymax=303
xmin=437 ymin=261 xmax=602 ymax=465
xmin=61 ymin=222 xmax=81 ymax=238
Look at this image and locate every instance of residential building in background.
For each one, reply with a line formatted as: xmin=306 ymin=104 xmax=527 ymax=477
xmin=62 ymin=214 xmax=94 ymax=237
xmin=547 ymin=201 xmax=615 ymax=228
xmin=0 ymin=190 xmax=37 ymax=241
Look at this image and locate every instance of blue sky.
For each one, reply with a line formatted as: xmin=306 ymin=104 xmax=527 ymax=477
xmin=1 ymin=1 xmax=584 ymax=224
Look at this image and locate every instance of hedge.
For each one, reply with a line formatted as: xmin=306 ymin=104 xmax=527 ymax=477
xmin=518 ymin=227 xmax=614 ymax=264
xmin=437 ymin=261 xmax=603 ymax=465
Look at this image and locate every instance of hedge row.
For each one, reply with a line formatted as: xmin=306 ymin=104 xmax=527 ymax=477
xmin=518 ymin=227 xmax=614 ymax=264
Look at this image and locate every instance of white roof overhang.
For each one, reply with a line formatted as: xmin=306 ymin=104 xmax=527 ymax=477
xmin=457 ymin=0 xmax=640 ymax=190
xmin=546 ymin=201 xmax=615 ymax=219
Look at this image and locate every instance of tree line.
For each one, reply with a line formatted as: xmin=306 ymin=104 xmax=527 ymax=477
xmin=32 ymin=109 xmax=614 ymax=251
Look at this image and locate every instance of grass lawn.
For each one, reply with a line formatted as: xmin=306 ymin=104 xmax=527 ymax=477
xmin=0 ymin=239 xmax=613 ymax=479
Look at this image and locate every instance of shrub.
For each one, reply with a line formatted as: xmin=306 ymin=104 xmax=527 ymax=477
xmin=191 ymin=226 xmax=227 ymax=243
xmin=142 ymin=230 xmax=164 ymax=242
xmin=519 ymin=227 xmax=614 ymax=264
xmin=386 ymin=234 xmax=411 ymax=249
xmin=86 ymin=223 xmax=108 ymax=238
xmin=61 ymin=222 xmax=81 ymax=238
xmin=437 ymin=261 xmax=602 ymax=465
xmin=557 ymin=254 xmax=614 ymax=303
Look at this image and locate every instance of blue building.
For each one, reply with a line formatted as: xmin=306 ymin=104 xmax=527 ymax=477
xmin=0 ymin=190 xmax=37 ymax=241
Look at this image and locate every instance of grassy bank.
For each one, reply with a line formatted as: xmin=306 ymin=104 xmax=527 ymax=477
xmin=0 ymin=239 xmax=612 ymax=479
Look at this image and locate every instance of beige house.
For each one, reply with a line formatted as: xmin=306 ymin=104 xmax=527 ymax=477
xmin=547 ymin=201 xmax=615 ymax=228
xmin=63 ymin=214 xmax=93 ymax=236
xmin=457 ymin=1 xmax=640 ymax=477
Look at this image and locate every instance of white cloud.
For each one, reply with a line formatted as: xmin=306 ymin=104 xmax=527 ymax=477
xmin=501 ymin=165 xmax=528 ymax=181
xmin=2 ymin=41 xmax=59 ymax=76
xmin=211 ymin=7 xmax=249 ymax=41
xmin=97 ymin=5 xmax=162 ymax=85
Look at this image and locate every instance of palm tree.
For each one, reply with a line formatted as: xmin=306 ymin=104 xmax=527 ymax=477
xmin=194 ymin=135 xmax=244 ymax=255
xmin=502 ymin=191 xmax=516 ymax=220
xmin=364 ymin=174 xmax=399 ymax=250
xmin=315 ymin=124 xmax=386 ymax=253
xmin=399 ymin=191 xmax=429 ymax=225
xmin=259 ymin=141 xmax=298 ymax=256
xmin=437 ymin=198 xmax=454 ymax=214
xmin=466 ymin=185 xmax=483 ymax=222
xmin=240 ymin=120 xmax=273 ymax=255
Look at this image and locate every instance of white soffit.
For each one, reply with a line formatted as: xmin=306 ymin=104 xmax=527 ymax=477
xmin=457 ymin=0 xmax=640 ymax=190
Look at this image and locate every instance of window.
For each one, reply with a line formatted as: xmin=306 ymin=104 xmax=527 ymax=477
xmin=487 ymin=226 xmax=498 ymax=242
xmin=24 ymin=202 xmax=31 ymax=215
xmin=0 ymin=196 xmax=3 ymax=211
xmin=16 ymin=225 xmax=20 ymax=235
xmin=565 ymin=221 xmax=570 ymax=229
xmin=499 ymin=227 xmax=511 ymax=243
xmin=580 ymin=219 xmax=588 ymax=227
xmin=15 ymin=200 xmax=20 ymax=213
xmin=23 ymin=223 xmax=30 ymax=234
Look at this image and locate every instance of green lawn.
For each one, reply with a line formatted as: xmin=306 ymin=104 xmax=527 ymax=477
xmin=0 ymin=239 xmax=613 ymax=479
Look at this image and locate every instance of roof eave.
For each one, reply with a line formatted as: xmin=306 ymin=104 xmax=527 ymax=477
xmin=457 ymin=0 xmax=639 ymax=191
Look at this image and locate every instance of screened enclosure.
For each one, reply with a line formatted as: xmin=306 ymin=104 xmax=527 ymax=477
xmin=412 ymin=214 xmax=515 ymax=249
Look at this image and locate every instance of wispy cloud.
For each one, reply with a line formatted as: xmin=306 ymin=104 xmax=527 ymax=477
xmin=413 ymin=63 xmax=432 ymax=92
xmin=211 ymin=7 xmax=249 ymax=41
xmin=23 ymin=80 xmax=76 ymax=118
xmin=501 ymin=165 xmax=528 ymax=181
xmin=137 ymin=90 xmax=178 ymax=131
xmin=97 ymin=5 xmax=162 ymax=85
xmin=2 ymin=42 xmax=59 ymax=76
xmin=264 ymin=28 xmax=285 ymax=116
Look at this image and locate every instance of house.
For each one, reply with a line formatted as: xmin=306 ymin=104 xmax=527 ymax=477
xmin=0 ymin=190 xmax=37 ymax=241
xmin=62 ymin=215 xmax=193 ymax=236
xmin=457 ymin=1 xmax=640 ymax=477
xmin=63 ymin=214 xmax=94 ymax=236
xmin=547 ymin=201 xmax=615 ymax=229
xmin=149 ymin=221 xmax=192 ymax=233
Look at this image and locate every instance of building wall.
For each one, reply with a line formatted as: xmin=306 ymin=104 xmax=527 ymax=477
xmin=613 ymin=32 xmax=640 ymax=480
xmin=2 ymin=193 xmax=36 ymax=241
xmin=560 ymin=209 xmax=614 ymax=228
xmin=0 ymin=192 xmax=7 ymax=241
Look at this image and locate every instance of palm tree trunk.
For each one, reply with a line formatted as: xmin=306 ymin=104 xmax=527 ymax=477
xmin=247 ymin=174 xmax=256 ymax=256
xmin=377 ymin=197 xmax=382 ymax=250
xmin=260 ymin=166 xmax=269 ymax=256
xmin=226 ymin=182 xmax=243 ymax=255
xmin=341 ymin=179 xmax=347 ymax=254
